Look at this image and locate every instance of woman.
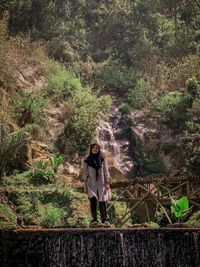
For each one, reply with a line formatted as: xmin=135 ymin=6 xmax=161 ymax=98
xmin=83 ymin=143 xmax=112 ymax=225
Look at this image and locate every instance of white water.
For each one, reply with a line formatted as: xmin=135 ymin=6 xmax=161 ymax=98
xmin=95 ymin=105 xmax=135 ymax=176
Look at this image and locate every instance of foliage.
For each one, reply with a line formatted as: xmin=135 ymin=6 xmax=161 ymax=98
xmin=156 ymin=91 xmax=192 ymax=130
xmin=182 ymin=122 xmax=200 ymax=175
xmin=186 ymin=76 xmax=199 ymax=97
xmin=63 ymin=88 xmax=112 ymax=154
xmin=9 ymin=191 xmax=41 ymax=224
xmin=0 ymin=203 xmax=17 ymax=230
xmin=136 ymin=152 xmax=166 ymax=176
xmin=42 ymin=205 xmax=68 ymax=228
xmin=128 ymin=78 xmax=157 ymax=109
xmin=29 ymin=168 xmax=56 ymax=185
xmin=45 ymin=61 xmax=82 ymax=99
xmin=49 ymin=155 xmax=64 ymax=173
xmin=93 ymin=62 xmax=138 ymax=93
xmin=12 ymin=91 xmax=48 ymax=126
xmin=170 ymin=196 xmax=189 ymax=221
xmin=0 ymin=125 xmax=32 ymax=177
xmin=119 ymin=103 xmax=131 ymax=114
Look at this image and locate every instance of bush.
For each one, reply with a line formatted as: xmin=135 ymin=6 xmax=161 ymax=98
xmin=62 ymin=88 xmax=112 ymax=154
xmin=156 ymin=91 xmax=192 ymax=129
xmin=49 ymin=155 xmax=64 ymax=173
xmin=0 ymin=126 xmax=32 ymax=177
xmin=0 ymin=203 xmax=17 ymax=230
xmin=119 ymin=103 xmax=131 ymax=113
xmin=186 ymin=76 xmax=199 ymax=97
xmin=182 ymin=122 xmax=200 ymax=175
xmin=29 ymin=168 xmax=56 ymax=185
xmin=45 ymin=61 xmax=82 ymax=99
xmin=128 ymin=78 xmax=156 ymax=109
xmin=42 ymin=205 xmax=68 ymax=227
xmin=13 ymin=92 xmax=48 ymax=126
xmin=9 ymin=191 xmax=41 ymax=224
xmin=93 ymin=62 xmax=138 ymax=93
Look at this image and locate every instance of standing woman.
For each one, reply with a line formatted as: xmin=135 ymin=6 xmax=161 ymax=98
xmin=83 ymin=143 xmax=112 ymax=225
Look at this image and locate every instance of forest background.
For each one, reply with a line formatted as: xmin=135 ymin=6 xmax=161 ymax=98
xmin=0 ymin=0 xmax=199 ymax=229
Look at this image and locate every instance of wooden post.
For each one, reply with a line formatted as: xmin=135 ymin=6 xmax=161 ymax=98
xmin=118 ymin=181 xmax=162 ymax=226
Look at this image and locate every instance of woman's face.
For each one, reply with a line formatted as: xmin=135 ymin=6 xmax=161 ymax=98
xmin=91 ymin=145 xmax=99 ymax=154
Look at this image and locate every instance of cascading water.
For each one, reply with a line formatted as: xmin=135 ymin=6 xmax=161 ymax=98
xmin=95 ymin=105 xmax=135 ymax=177
xmin=1 ymin=229 xmax=200 ymax=267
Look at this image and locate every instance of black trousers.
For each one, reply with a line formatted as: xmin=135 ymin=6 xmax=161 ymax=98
xmin=89 ymin=196 xmax=107 ymax=222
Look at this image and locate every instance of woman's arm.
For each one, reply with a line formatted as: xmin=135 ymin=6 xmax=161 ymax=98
xmin=82 ymin=162 xmax=89 ymax=193
xmin=103 ymin=159 xmax=111 ymax=184
xmin=82 ymin=162 xmax=89 ymax=181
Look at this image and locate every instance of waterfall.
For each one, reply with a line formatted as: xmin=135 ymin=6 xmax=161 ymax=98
xmin=95 ymin=105 xmax=135 ymax=177
xmin=1 ymin=229 xmax=200 ymax=267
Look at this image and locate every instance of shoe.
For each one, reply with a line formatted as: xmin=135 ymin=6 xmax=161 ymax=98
xmin=91 ymin=220 xmax=98 ymax=225
xmin=102 ymin=220 xmax=110 ymax=225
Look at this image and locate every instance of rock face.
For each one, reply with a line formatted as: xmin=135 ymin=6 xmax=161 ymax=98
xmin=1 ymin=229 xmax=200 ymax=267
xmin=129 ymin=109 xmax=185 ymax=176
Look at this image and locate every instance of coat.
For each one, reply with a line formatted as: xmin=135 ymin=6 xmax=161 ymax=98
xmin=82 ymin=159 xmax=112 ymax=201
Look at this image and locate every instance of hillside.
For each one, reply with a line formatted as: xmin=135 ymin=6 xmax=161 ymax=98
xmin=0 ymin=0 xmax=199 ymax=229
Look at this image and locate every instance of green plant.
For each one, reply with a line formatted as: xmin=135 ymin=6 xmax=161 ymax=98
xmin=0 ymin=203 xmax=17 ymax=230
xmin=156 ymin=91 xmax=192 ymax=130
xmin=29 ymin=168 xmax=56 ymax=185
xmin=186 ymin=76 xmax=199 ymax=97
xmin=33 ymin=160 xmax=49 ymax=170
xmin=128 ymin=78 xmax=156 ymax=109
xmin=42 ymin=205 xmax=67 ymax=227
xmin=0 ymin=126 xmax=32 ymax=177
xmin=119 ymin=103 xmax=131 ymax=113
xmin=12 ymin=92 xmax=48 ymax=126
xmin=182 ymin=122 xmax=200 ymax=175
xmin=49 ymin=155 xmax=64 ymax=173
xmin=170 ymin=196 xmax=189 ymax=222
xmin=63 ymin=87 xmax=112 ymax=154
xmin=45 ymin=61 xmax=82 ymax=99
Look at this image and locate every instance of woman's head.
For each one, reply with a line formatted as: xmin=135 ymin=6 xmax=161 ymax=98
xmin=90 ymin=143 xmax=100 ymax=155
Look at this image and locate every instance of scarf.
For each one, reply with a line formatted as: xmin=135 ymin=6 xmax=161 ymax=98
xmin=84 ymin=152 xmax=104 ymax=180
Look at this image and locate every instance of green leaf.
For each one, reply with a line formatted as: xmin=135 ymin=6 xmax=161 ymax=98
xmin=176 ymin=197 xmax=189 ymax=212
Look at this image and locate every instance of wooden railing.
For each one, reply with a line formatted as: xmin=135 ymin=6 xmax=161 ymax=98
xmin=109 ymin=176 xmax=200 ymax=226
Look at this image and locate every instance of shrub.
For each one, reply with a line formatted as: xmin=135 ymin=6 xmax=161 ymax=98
xmin=63 ymin=88 xmax=112 ymax=154
xmin=45 ymin=61 xmax=82 ymax=99
xmin=9 ymin=191 xmax=41 ymax=224
xmin=93 ymin=62 xmax=138 ymax=93
xmin=29 ymin=168 xmax=56 ymax=185
xmin=0 ymin=126 xmax=32 ymax=177
xmin=0 ymin=203 xmax=17 ymax=230
xmin=42 ymin=205 xmax=68 ymax=227
xmin=119 ymin=103 xmax=131 ymax=113
xmin=49 ymin=155 xmax=64 ymax=173
xmin=186 ymin=76 xmax=199 ymax=97
xmin=12 ymin=92 xmax=48 ymax=126
xmin=128 ymin=78 xmax=156 ymax=109
xmin=182 ymin=122 xmax=200 ymax=175
xmin=156 ymin=91 xmax=191 ymax=129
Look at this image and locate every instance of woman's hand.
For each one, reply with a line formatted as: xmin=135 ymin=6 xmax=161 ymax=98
xmin=104 ymin=181 xmax=110 ymax=191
